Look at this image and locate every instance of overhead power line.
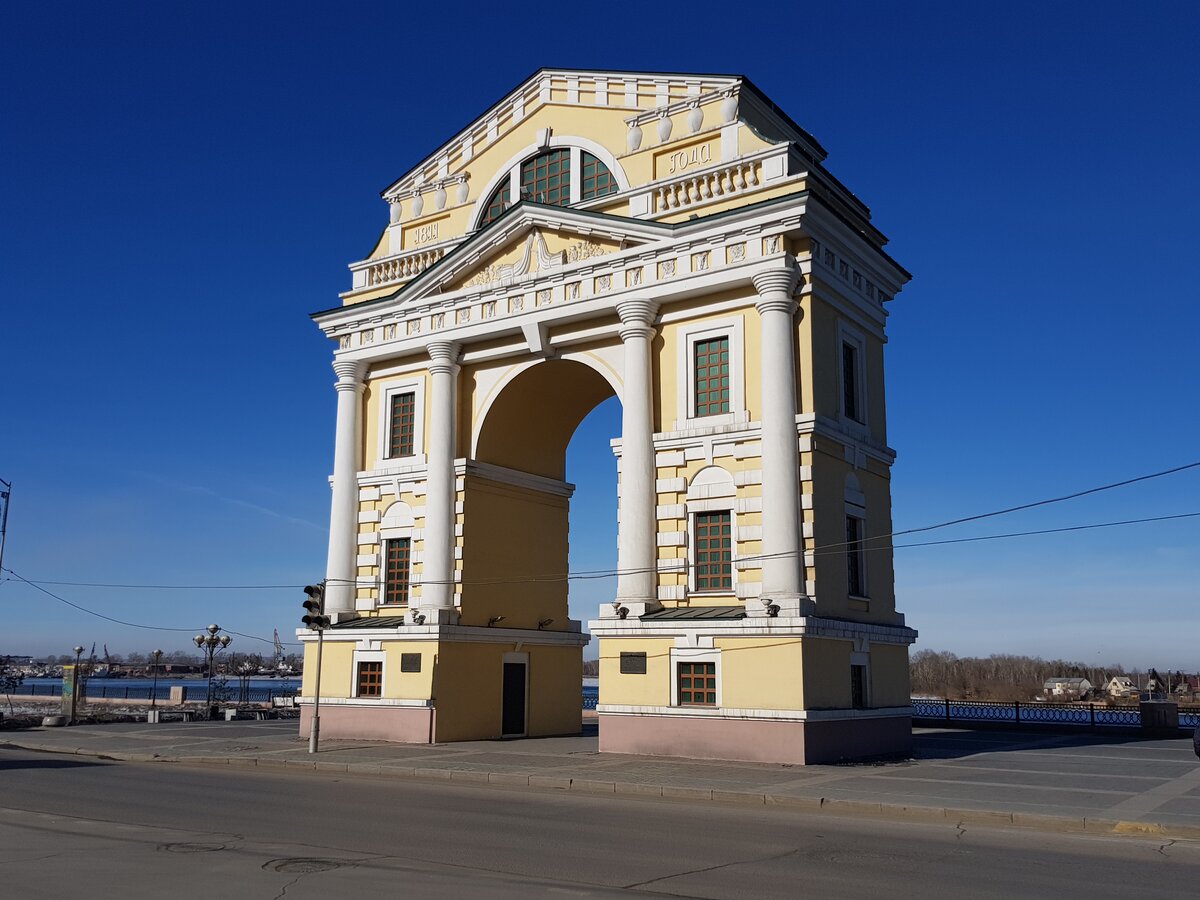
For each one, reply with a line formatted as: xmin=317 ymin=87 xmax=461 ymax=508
xmin=11 ymin=460 xmax=1199 ymax=591
xmin=3 ymin=462 xmax=1197 ymax=621
xmin=2 ymin=568 xmax=299 ymax=647
xmin=1 ymin=507 xmax=1193 ymax=643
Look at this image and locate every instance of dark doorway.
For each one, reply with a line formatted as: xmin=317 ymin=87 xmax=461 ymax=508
xmin=502 ymin=661 xmax=527 ymax=737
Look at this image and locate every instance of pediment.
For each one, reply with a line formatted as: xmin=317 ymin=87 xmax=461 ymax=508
xmin=382 ymin=68 xmax=747 ymax=202
xmin=397 ymin=204 xmax=669 ymax=305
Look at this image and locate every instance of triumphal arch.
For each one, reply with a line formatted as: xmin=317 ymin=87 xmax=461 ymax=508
xmin=301 ymin=69 xmax=917 ymax=763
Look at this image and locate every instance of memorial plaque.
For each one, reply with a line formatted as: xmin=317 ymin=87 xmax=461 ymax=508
xmin=619 ymin=652 xmax=647 ymax=674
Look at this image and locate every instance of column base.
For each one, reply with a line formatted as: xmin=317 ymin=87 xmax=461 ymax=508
xmin=745 ymin=595 xmax=815 ymax=617
xmin=599 ymin=600 xmax=662 ymax=619
xmin=411 ymin=607 xmax=460 ymax=625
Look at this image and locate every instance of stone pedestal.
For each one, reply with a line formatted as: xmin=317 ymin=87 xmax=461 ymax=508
xmin=1139 ymin=700 xmax=1179 ymax=732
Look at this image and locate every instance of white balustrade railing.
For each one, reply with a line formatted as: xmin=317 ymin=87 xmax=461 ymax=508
xmin=365 ymin=247 xmax=446 ymax=286
xmin=654 ymin=161 xmax=761 ymax=213
xmin=350 ymin=246 xmax=451 ymax=291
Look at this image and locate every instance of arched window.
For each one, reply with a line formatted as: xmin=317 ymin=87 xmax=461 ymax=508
xmin=520 ymin=148 xmax=571 ymax=205
xmin=581 ymin=151 xmax=617 ymax=199
xmin=479 ymin=148 xmax=620 ymax=227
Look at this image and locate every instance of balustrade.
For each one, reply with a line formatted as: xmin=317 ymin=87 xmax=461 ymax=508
xmin=364 ymin=247 xmax=447 ymax=287
xmin=655 ymin=161 xmax=760 ymax=213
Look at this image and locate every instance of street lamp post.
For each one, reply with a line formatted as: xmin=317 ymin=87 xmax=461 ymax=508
xmin=193 ymin=624 xmax=232 ymax=719
xmin=69 ymin=645 xmax=84 ymax=724
xmin=151 ymin=649 xmax=163 ymax=713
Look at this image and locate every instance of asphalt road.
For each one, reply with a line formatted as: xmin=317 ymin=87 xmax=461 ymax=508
xmin=2 ymin=746 xmax=1198 ymax=899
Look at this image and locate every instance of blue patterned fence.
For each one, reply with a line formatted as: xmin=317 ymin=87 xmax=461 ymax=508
xmin=913 ymin=698 xmax=1197 ymax=730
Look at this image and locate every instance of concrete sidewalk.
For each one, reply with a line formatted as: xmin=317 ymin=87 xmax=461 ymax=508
xmin=5 ymin=720 xmax=1200 ymax=841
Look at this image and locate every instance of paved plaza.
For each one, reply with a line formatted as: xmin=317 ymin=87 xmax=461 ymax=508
xmin=5 ymin=721 xmax=1200 ymax=840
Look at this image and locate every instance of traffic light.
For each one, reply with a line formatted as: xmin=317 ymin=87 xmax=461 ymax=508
xmin=302 ymin=583 xmax=330 ymax=630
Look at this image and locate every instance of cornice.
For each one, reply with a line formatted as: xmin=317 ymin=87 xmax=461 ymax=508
xmin=314 ymin=192 xmax=811 ymax=329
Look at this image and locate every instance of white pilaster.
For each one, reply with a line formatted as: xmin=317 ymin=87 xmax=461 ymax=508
xmin=751 ymin=264 xmax=811 ymax=617
xmin=419 ymin=340 xmax=460 ymax=625
xmin=326 ymin=359 xmax=367 ymax=617
xmin=611 ymin=299 xmax=661 ymax=618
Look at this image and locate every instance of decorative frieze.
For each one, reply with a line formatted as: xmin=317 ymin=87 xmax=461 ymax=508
xmin=809 ymin=237 xmax=890 ymax=305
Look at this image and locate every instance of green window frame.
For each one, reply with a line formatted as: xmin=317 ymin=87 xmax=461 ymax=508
xmin=384 ymin=538 xmax=411 ymax=606
xmin=388 ymin=391 xmax=416 ymax=458
xmin=694 ymin=337 xmax=730 ymax=417
xmin=678 ymin=662 xmax=717 ymax=707
xmin=580 ymin=151 xmax=617 ymax=200
xmin=694 ymin=511 xmax=732 ymax=592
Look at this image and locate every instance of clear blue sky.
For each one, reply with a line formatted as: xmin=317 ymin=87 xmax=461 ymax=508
xmin=2 ymin=3 xmax=1197 ymax=667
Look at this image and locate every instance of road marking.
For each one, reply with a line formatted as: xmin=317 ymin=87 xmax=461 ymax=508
xmin=1102 ymin=765 xmax=1200 ymax=819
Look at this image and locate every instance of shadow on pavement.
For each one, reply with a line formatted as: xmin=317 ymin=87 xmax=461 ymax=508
xmin=0 ymin=754 xmax=110 ymax=771
xmin=912 ymin=728 xmax=1185 ymax=760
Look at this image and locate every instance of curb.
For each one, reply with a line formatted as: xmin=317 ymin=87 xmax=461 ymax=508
xmin=9 ymin=738 xmax=1200 ymax=842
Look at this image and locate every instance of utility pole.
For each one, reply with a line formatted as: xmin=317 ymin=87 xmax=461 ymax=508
xmin=0 ymin=479 xmax=11 ymax=577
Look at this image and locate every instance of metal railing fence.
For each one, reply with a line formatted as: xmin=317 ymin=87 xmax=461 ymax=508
xmin=5 ymin=683 xmax=300 ymax=704
xmin=912 ymin=698 xmax=1198 ymax=729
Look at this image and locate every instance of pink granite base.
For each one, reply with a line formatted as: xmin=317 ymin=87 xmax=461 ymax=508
xmin=599 ymin=713 xmax=912 ymax=765
xmin=299 ymin=704 xmax=435 ymax=743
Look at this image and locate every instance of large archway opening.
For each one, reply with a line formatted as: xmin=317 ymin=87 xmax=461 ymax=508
xmin=461 ymin=359 xmax=618 ymax=633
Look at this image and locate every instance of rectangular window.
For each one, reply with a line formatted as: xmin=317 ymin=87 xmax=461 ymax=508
xmin=694 ymin=337 xmax=730 ymax=417
xmin=384 ymin=538 xmax=411 ymax=605
xmin=842 ymin=341 xmax=862 ymax=423
xmin=846 ymin=515 xmax=866 ymax=597
xmin=620 ymin=652 xmax=647 ymax=674
xmin=388 ymin=391 xmax=416 ymax=458
xmin=694 ymin=511 xmax=732 ymax=592
xmin=356 ymin=661 xmax=383 ymax=697
xmin=678 ymin=662 xmax=717 ymax=706
xmin=851 ymin=664 xmax=867 ymax=709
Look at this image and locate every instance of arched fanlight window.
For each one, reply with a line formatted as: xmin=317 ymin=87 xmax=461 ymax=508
xmin=581 ymin=151 xmax=617 ymax=200
xmin=479 ymin=148 xmax=619 ymax=227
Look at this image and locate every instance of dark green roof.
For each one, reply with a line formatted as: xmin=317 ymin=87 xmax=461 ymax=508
xmin=329 ymin=616 xmax=409 ymax=629
xmin=640 ymin=606 xmax=746 ymax=621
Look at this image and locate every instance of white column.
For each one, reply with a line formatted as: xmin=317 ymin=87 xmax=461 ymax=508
xmin=325 ymin=359 xmax=367 ymax=618
xmin=419 ymin=340 xmax=460 ymax=624
xmin=751 ymin=265 xmax=810 ymax=616
xmin=612 ymin=299 xmax=660 ymax=617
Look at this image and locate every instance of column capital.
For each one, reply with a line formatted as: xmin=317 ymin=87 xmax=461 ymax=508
xmin=752 ymin=263 xmax=801 ymax=314
xmin=426 ymin=340 xmax=461 ymax=375
xmin=332 ymin=359 xmax=367 ymax=390
xmin=615 ymin=298 xmax=659 ymax=342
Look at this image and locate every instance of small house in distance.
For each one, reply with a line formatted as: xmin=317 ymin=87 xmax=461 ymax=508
xmin=1043 ymin=677 xmax=1092 ymax=700
xmin=1105 ymin=676 xmax=1135 ymax=699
